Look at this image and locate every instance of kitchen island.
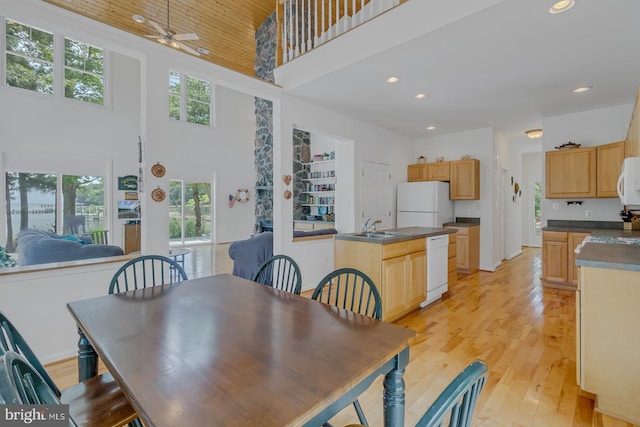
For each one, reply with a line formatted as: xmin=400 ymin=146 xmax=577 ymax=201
xmin=334 ymin=227 xmax=456 ymax=321
xmin=575 ymin=242 xmax=640 ymax=425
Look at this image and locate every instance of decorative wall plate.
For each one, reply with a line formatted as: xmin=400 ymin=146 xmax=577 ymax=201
xmin=151 ymin=187 xmax=166 ymax=202
xmin=151 ymin=162 xmax=166 ymax=177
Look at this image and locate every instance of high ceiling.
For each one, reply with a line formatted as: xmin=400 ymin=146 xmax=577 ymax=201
xmin=42 ymin=0 xmax=640 ymax=144
xmin=43 ymin=0 xmax=276 ymax=76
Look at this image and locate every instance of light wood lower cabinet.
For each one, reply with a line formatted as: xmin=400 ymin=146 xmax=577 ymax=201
xmin=542 ymin=230 xmax=589 ymax=288
xmin=578 ymin=266 xmax=640 ymax=424
xmin=444 ymin=225 xmax=479 ymax=274
xmin=334 ymin=238 xmax=426 ymax=321
xmin=448 ymin=232 xmax=457 ymax=286
xmin=124 ymin=223 xmax=141 ymax=254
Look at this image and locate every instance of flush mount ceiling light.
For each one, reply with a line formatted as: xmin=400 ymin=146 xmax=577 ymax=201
xmin=386 ymin=76 xmax=400 ymax=83
xmin=426 ymin=126 xmax=436 ymax=131
xmin=525 ymin=129 xmax=543 ymax=139
xmin=573 ymin=86 xmax=592 ymax=93
xmin=415 ymin=93 xmax=427 ymax=99
xmin=549 ymin=0 xmax=575 ymax=14
xmin=132 ymin=14 xmax=146 ymax=23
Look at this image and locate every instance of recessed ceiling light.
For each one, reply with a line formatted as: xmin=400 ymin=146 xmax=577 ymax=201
xmin=386 ymin=76 xmax=400 ymax=83
xmin=415 ymin=93 xmax=427 ymax=99
xmin=549 ymin=0 xmax=575 ymax=14
xmin=197 ymin=47 xmax=209 ymax=55
xmin=426 ymin=126 xmax=436 ymax=130
xmin=573 ymin=86 xmax=592 ymax=93
xmin=132 ymin=14 xmax=146 ymax=23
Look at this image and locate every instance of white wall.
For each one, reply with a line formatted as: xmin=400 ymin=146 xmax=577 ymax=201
xmin=277 ymin=94 xmax=412 ymax=289
xmin=541 ymin=104 xmax=633 ymax=224
xmin=412 ymin=128 xmax=498 ymax=271
xmin=521 ymin=151 xmax=542 ymax=246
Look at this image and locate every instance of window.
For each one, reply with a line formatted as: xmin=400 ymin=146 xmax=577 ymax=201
xmin=4 ymin=19 xmax=106 ymax=105
xmin=64 ymin=38 xmax=104 ymax=105
xmin=5 ymin=19 xmax=54 ymax=94
xmin=169 ymin=179 xmax=212 ymax=244
xmin=5 ymin=172 xmax=106 ymax=253
xmin=169 ymin=71 xmax=212 ymax=126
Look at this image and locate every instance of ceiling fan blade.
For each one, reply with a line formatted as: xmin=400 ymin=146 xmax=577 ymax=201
xmin=173 ymin=33 xmax=199 ymax=41
xmin=176 ymin=42 xmax=200 ymax=56
xmin=148 ymin=20 xmax=167 ymax=36
xmin=144 ymin=34 xmax=161 ymax=39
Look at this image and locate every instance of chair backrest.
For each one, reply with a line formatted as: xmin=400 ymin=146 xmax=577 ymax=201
xmin=0 ymin=311 xmax=61 ymax=397
xmin=415 ymin=360 xmax=488 ymax=427
xmin=0 ymin=351 xmax=60 ymax=405
xmin=311 ymin=268 xmax=382 ymax=320
xmin=251 ymin=254 xmax=302 ymax=295
xmin=109 ymin=255 xmax=189 ymax=294
xmin=90 ymin=230 xmax=109 ymax=244
xmin=65 ymin=215 xmax=86 ymax=235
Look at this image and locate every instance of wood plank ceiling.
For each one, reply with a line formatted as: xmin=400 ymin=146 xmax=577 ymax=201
xmin=43 ymin=0 xmax=277 ymax=77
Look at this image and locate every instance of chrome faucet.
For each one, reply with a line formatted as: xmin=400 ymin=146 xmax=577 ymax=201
xmin=362 ymin=217 xmax=382 ymax=232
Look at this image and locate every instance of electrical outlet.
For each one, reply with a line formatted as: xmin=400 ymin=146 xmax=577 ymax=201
xmin=585 ymin=210 xmax=593 ymax=218
xmin=552 ymin=202 xmax=560 ymax=210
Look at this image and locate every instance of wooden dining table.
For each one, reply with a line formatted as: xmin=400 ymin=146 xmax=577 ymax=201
xmin=66 ymin=274 xmax=416 ymax=426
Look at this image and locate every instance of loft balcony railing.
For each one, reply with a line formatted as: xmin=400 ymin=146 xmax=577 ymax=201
xmin=276 ymin=0 xmax=405 ymax=66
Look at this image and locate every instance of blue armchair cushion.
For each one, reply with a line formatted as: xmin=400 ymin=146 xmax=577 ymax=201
xmin=228 ymin=232 xmax=273 ymax=280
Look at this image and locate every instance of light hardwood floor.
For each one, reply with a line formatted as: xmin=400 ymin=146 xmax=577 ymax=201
xmin=46 ymin=246 xmax=627 ymax=426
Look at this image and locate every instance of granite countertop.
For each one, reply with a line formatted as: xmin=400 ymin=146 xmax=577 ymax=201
xmin=542 ymin=219 xmax=624 ymax=233
xmin=576 ymin=242 xmax=640 ymax=272
xmin=335 ymin=226 xmax=455 ymax=244
xmin=443 ymin=217 xmax=480 ymax=227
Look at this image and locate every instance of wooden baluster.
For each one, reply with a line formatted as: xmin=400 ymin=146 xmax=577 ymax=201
xmin=288 ymin=0 xmax=293 ymax=61
xmin=314 ymin=0 xmax=318 ymax=47
xmin=300 ymin=0 xmax=305 ymax=53
xmin=321 ymin=0 xmax=325 ymax=44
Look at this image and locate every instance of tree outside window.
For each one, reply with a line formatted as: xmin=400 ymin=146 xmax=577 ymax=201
xmin=64 ymin=38 xmax=104 ymax=105
xmin=168 ymin=71 xmax=212 ymax=127
xmin=5 ymin=19 xmax=54 ymax=94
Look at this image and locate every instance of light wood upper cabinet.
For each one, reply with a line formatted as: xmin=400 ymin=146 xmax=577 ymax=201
xmin=407 ymin=164 xmax=428 ymax=182
xmin=427 ymin=162 xmax=450 ymax=181
xmin=545 ymin=147 xmax=597 ymax=198
xmin=596 ymin=141 xmax=624 ymax=197
xmin=625 ymin=86 xmax=640 ymax=158
xmin=450 ymin=159 xmax=480 ymax=200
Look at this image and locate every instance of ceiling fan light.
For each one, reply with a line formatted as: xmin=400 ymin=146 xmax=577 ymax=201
xmin=525 ymin=129 xmax=543 ymax=139
xmin=170 ymin=41 xmax=180 ymax=49
xmin=132 ymin=14 xmax=145 ymax=23
xmin=158 ymin=38 xmax=167 ymax=44
xmin=549 ymin=0 xmax=575 ymax=14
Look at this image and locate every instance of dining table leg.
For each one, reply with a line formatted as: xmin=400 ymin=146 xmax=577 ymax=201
xmin=77 ymin=327 xmax=98 ymax=381
xmin=383 ymin=347 xmax=410 ymax=427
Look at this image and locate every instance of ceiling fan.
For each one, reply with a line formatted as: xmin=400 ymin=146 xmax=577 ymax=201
xmin=145 ymin=0 xmax=200 ymax=56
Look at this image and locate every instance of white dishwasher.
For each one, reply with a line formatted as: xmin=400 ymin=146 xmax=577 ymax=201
xmin=421 ymin=234 xmax=449 ymax=307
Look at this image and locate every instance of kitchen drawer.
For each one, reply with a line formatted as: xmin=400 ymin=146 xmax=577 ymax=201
xmin=543 ymin=231 xmax=568 ymax=242
xmin=381 ymin=241 xmax=408 ymax=259
xmin=407 ymin=238 xmax=426 ymax=254
xmin=448 ymin=243 xmax=456 ymax=258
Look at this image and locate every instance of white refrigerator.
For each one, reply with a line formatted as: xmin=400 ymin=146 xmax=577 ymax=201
xmin=396 ymin=181 xmax=453 ymax=228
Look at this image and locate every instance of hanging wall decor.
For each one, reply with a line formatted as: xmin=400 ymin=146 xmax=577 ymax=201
xmin=235 ymin=188 xmax=250 ymax=203
xmin=151 ymin=162 xmax=166 ymax=177
xmin=151 ymin=187 xmax=166 ymax=202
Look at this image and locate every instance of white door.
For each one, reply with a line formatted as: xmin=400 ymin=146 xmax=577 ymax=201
xmin=361 ymin=161 xmax=392 ymax=229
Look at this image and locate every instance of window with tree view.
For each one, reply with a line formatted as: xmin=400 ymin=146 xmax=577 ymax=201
xmin=64 ymin=38 xmax=104 ymax=105
xmin=169 ymin=179 xmax=211 ymax=244
xmin=5 ymin=173 xmax=105 ymax=253
xmin=169 ymin=71 xmax=212 ymax=126
xmin=5 ymin=19 xmax=54 ymax=94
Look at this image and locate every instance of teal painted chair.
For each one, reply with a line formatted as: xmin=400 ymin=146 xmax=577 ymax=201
xmin=312 ymin=268 xmax=383 ymax=426
xmin=0 ymin=312 xmax=138 ymax=426
xmin=0 ymin=351 xmax=76 ymax=426
xmin=415 ymin=360 xmax=488 ymax=427
xmin=109 ymin=254 xmax=188 ymax=294
xmin=251 ymin=254 xmax=302 ymax=294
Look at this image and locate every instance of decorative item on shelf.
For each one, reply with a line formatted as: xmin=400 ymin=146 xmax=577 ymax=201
xmin=460 ymin=154 xmax=471 ymax=160
xmin=151 ymin=187 xmax=166 ymax=202
xmin=151 ymin=162 xmax=166 ymax=177
xmin=235 ymin=188 xmax=250 ymax=203
xmin=555 ymin=141 xmax=581 ymax=150
xmin=436 ymin=156 xmax=444 ymax=163
xmin=417 ymin=155 xmax=426 ymax=164
xmin=312 ymin=154 xmax=324 ymax=162
xmin=301 ymin=146 xmax=310 ymax=163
